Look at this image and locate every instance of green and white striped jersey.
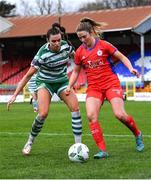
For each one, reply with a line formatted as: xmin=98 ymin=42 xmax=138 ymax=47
xmin=27 ymin=73 xmax=37 ymax=93
xmin=31 ymin=40 xmax=74 ymax=83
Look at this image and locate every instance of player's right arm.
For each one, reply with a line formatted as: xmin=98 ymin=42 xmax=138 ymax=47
xmin=7 ymin=67 xmax=37 ymax=111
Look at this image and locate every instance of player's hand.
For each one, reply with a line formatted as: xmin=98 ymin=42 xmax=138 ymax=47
xmin=65 ymin=85 xmax=71 ymax=96
xmin=130 ymin=68 xmax=140 ymax=78
xmin=7 ymin=95 xmax=16 ymax=111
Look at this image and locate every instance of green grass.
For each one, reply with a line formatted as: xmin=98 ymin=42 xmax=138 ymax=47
xmin=0 ymin=101 xmax=151 ymax=179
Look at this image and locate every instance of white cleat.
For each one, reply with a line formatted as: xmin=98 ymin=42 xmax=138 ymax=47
xmin=22 ymin=141 xmax=33 ymax=155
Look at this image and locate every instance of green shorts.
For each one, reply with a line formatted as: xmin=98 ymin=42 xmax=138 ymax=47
xmin=36 ymin=79 xmax=69 ymax=97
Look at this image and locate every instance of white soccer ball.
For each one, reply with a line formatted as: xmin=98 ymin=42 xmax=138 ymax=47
xmin=68 ymin=143 xmax=89 ymax=163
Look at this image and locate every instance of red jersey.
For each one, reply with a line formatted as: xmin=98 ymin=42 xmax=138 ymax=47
xmin=75 ymin=39 xmax=121 ymax=90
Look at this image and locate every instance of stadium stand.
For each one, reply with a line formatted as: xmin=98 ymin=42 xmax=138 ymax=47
xmin=1 ymin=57 xmax=31 ymax=83
xmin=114 ymin=51 xmax=151 ymax=81
xmin=3 ymin=67 xmax=29 ymax=85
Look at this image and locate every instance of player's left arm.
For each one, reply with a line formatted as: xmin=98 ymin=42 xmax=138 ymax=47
xmin=113 ymin=50 xmax=139 ymax=77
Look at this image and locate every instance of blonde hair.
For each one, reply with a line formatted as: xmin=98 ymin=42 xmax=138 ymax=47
xmin=76 ymin=17 xmax=107 ymax=37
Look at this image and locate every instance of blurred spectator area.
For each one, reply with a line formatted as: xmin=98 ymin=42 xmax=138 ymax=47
xmin=0 ymin=47 xmax=150 ymax=95
xmin=0 ymin=57 xmax=31 ymax=84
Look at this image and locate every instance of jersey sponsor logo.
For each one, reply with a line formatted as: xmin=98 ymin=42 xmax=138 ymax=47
xmin=85 ymin=59 xmax=105 ymax=69
xmin=47 ymin=59 xmax=68 ymax=67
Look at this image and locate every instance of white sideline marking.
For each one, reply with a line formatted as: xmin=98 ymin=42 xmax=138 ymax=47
xmin=0 ymin=132 xmax=151 ymax=138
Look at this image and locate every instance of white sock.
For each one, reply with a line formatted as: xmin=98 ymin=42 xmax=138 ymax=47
xmin=71 ymin=111 xmax=82 ymax=143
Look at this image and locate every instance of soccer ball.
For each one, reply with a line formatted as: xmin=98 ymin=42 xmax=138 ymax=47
xmin=68 ymin=143 xmax=89 ymax=163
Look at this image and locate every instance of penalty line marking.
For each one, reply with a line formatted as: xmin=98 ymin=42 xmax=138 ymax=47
xmin=0 ymin=132 xmax=151 ymax=138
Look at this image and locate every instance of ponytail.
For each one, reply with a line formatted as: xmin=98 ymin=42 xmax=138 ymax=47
xmin=51 ymin=22 xmax=72 ymax=46
xmin=76 ymin=17 xmax=107 ymax=37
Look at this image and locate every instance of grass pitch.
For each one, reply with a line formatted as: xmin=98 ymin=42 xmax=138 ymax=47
xmin=0 ymin=101 xmax=151 ymax=179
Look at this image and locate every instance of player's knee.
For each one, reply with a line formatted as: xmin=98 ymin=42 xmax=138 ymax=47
xmin=71 ymin=107 xmax=79 ymax=112
xmin=39 ymin=112 xmax=48 ymax=119
xmin=69 ymin=103 xmax=79 ymax=112
xmin=87 ymin=112 xmax=97 ymax=122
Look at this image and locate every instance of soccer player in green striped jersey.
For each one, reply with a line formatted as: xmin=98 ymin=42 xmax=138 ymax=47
xmin=7 ymin=26 xmax=82 ymax=155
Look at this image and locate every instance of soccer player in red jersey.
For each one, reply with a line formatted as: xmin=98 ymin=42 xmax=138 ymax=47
xmin=65 ymin=17 xmax=144 ymax=159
